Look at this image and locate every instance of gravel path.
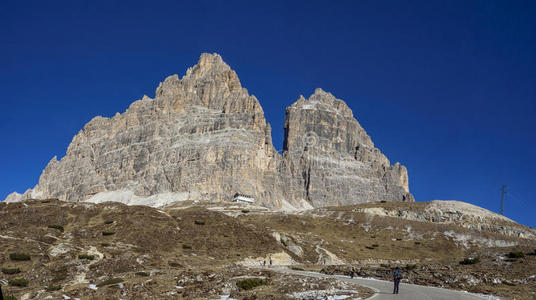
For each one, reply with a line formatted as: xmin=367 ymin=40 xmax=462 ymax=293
xmin=264 ymin=267 xmax=495 ymax=300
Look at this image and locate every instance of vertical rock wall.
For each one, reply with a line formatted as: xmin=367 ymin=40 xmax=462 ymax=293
xmin=8 ymin=53 xmax=413 ymax=209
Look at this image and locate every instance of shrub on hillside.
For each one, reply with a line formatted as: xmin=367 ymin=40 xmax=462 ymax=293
xmin=194 ymin=220 xmax=205 ymax=225
xmin=507 ymin=251 xmax=525 ymax=259
xmin=9 ymin=253 xmax=30 ymax=261
xmin=78 ymin=254 xmax=95 ymax=260
xmin=168 ymin=262 xmax=182 ymax=267
xmin=236 ymin=278 xmax=268 ymax=290
xmin=102 ymin=231 xmax=115 ymax=236
xmin=45 ymin=285 xmax=62 ymax=291
xmin=47 ymin=224 xmax=64 ymax=232
xmin=459 ymin=257 xmax=480 ymax=265
xmin=104 ymin=220 xmax=114 ymax=224
xmin=135 ymin=271 xmax=150 ymax=276
xmin=51 ymin=267 xmax=68 ymax=282
xmin=9 ymin=278 xmax=29 ymax=287
xmin=2 ymin=267 xmax=21 ymax=274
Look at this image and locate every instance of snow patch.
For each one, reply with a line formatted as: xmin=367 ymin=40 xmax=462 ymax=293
xmin=86 ymin=190 xmax=198 ymax=207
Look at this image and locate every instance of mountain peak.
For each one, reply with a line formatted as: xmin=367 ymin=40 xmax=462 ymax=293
xmin=184 ymin=53 xmax=231 ymax=80
xmin=290 ymin=89 xmax=354 ymax=119
xmin=8 ymin=53 xmax=412 ymax=209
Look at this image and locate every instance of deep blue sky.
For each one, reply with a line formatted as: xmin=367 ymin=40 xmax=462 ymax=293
xmin=1 ymin=1 xmax=535 ymax=227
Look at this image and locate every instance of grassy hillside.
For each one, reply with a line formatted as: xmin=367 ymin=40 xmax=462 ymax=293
xmin=1 ymin=199 xmax=535 ymax=299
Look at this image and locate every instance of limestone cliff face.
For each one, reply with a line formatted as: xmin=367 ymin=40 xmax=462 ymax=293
xmin=282 ymin=89 xmax=412 ymax=207
xmin=9 ymin=53 xmax=413 ymax=209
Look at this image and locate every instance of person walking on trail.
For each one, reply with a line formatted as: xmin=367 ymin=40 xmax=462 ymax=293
xmin=350 ymin=265 xmax=358 ymax=278
xmin=393 ymin=267 xmax=403 ymax=294
xmin=269 ymin=257 xmax=273 ymax=266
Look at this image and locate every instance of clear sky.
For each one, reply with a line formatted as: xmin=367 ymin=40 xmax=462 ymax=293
xmin=1 ymin=1 xmax=535 ymax=227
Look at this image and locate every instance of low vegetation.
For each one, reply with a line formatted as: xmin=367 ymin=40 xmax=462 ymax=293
xmin=9 ymin=253 xmax=31 ymax=261
xmin=194 ymin=220 xmax=205 ymax=225
xmin=4 ymin=295 xmax=18 ymax=300
xmin=45 ymin=285 xmax=62 ymax=291
xmin=507 ymin=251 xmax=525 ymax=259
xmin=104 ymin=220 xmax=114 ymax=224
xmin=366 ymin=244 xmax=379 ymax=250
xmin=9 ymin=278 xmax=29 ymax=287
xmin=51 ymin=267 xmax=68 ymax=282
xmin=97 ymin=278 xmax=123 ymax=287
xmin=459 ymin=257 xmax=480 ymax=265
xmin=47 ymin=224 xmax=64 ymax=232
xmin=135 ymin=271 xmax=150 ymax=276
xmin=78 ymin=254 xmax=95 ymax=260
xmin=2 ymin=267 xmax=21 ymax=274
xmin=236 ymin=278 xmax=269 ymax=290
xmin=102 ymin=231 xmax=115 ymax=236
xmin=168 ymin=262 xmax=182 ymax=268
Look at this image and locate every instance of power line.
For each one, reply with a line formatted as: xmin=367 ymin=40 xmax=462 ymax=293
xmin=500 ymin=184 xmax=507 ymax=215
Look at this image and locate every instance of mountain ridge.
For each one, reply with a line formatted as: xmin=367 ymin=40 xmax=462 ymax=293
xmin=6 ymin=53 xmax=413 ymax=209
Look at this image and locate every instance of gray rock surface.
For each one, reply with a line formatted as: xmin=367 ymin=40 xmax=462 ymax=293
xmin=9 ymin=53 xmax=413 ymax=209
xmin=282 ymin=88 xmax=413 ymax=207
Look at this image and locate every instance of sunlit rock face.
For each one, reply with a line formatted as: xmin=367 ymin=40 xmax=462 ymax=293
xmin=282 ymin=88 xmax=413 ymax=207
xmin=11 ymin=53 xmax=413 ymax=209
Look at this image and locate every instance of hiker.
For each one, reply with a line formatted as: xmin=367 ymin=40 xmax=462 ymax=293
xmin=269 ymin=257 xmax=272 ymax=266
xmin=393 ymin=266 xmax=402 ymax=294
xmin=263 ymin=259 xmax=266 ymax=266
xmin=349 ymin=265 xmax=358 ymax=278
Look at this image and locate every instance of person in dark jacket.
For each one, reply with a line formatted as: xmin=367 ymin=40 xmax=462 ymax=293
xmin=349 ymin=265 xmax=358 ymax=278
xmin=393 ymin=267 xmax=402 ymax=294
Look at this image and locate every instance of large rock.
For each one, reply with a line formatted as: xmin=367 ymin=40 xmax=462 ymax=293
xmin=8 ymin=53 xmax=413 ymax=209
xmin=282 ymin=88 xmax=413 ymax=207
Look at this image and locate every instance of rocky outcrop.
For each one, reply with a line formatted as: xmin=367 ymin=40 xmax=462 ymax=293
xmin=282 ymin=88 xmax=412 ymax=207
xmin=8 ymin=53 xmax=413 ymax=209
xmin=352 ymin=200 xmax=535 ymax=239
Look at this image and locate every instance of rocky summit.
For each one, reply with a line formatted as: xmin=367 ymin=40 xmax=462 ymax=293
xmin=6 ymin=53 xmax=412 ymax=209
